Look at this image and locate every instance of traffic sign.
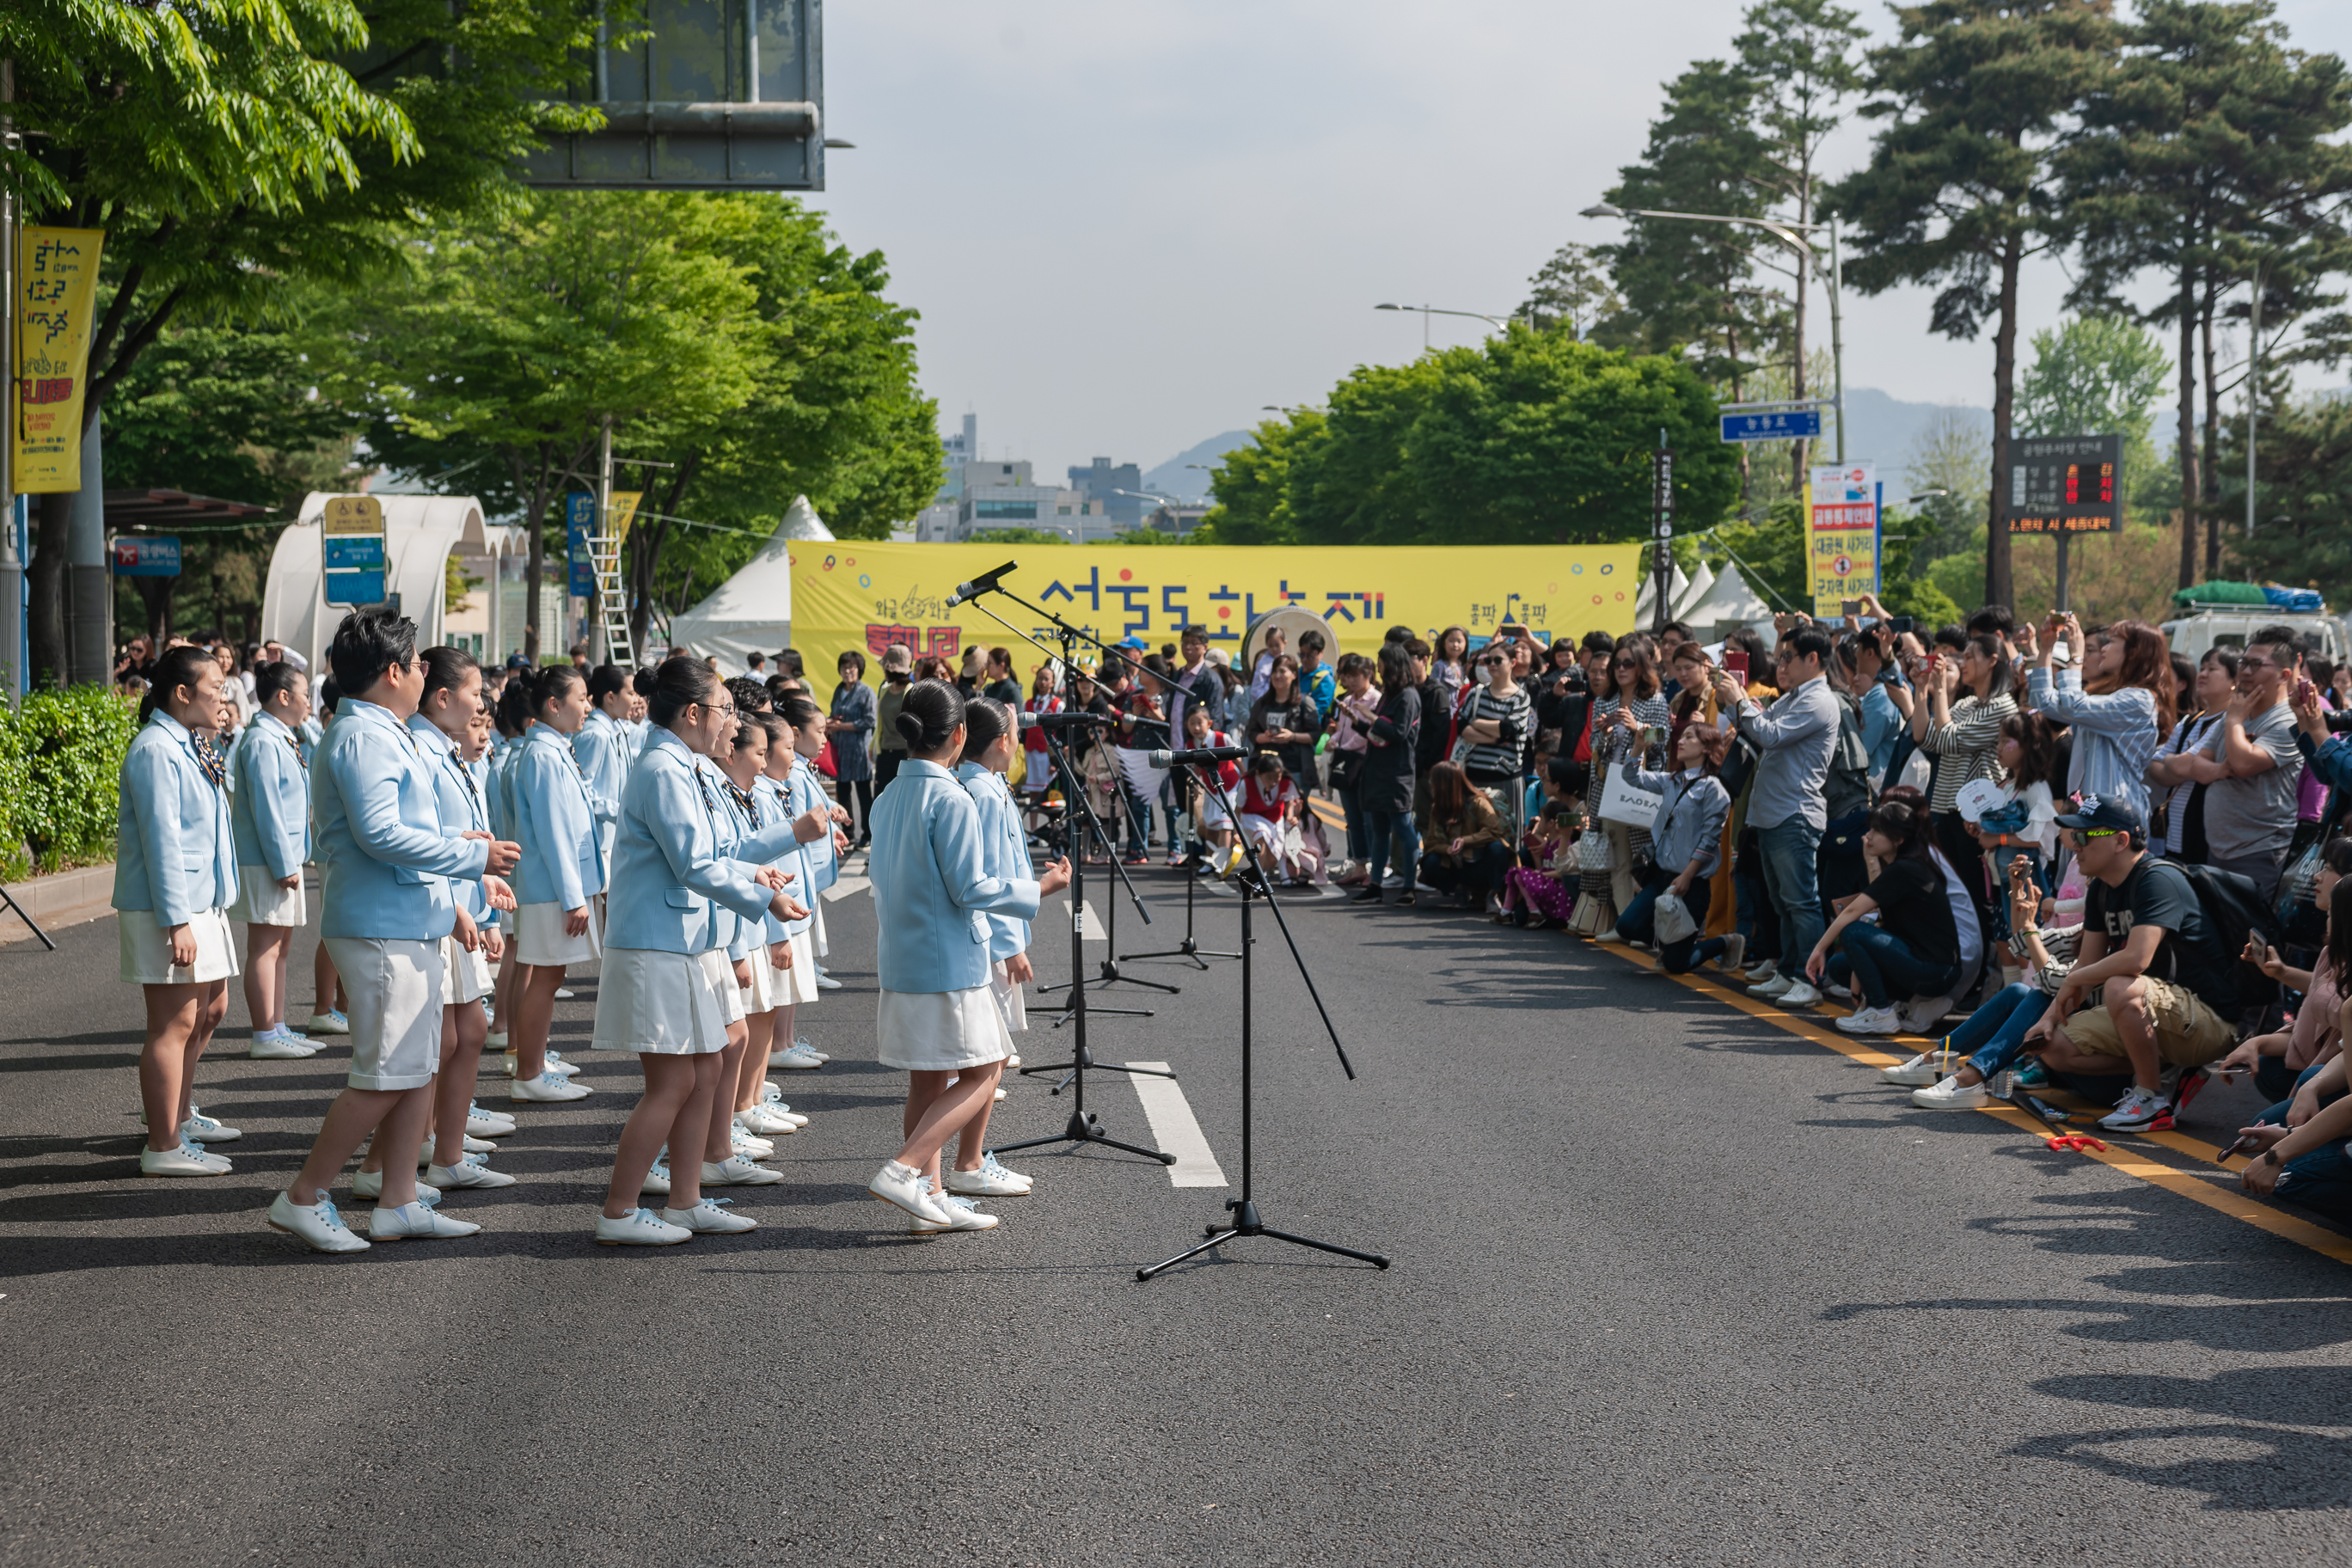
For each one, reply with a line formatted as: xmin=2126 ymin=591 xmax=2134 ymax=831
xmin=1721 ymin=409 xmax=1822 ymax=443
xmin=2005 ymin=434 xmax=2122 ymax=535
xmin=111 ymin=536 xmax=181 ymax=578
xmin=322 ymin=493 xmax=389 ymax=607
xmin=567 ymin=492 xmax=596 ymax=597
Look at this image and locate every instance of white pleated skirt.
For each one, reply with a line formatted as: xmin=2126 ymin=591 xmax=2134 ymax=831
xmin=738 ymin=944 xmax=777 ymax=1015
xmin=771 ymin=928 xmax=819 ymax=1008
xmin=119 ymin=907 xmax=241 ymax=986
xmin=514 ymin=898 xmax=603 ymax=968
xmin=591 ymin=946 xmax=732 ymax=1056
xmin=876 ymin=983 xmax=1014 ymax=1072
xmin=989 ymin=958 xmax=1029 ymax=1033
xmin=227 ymin=866 xmax=306 ymax=928
xmin=440 ymin=934 xmax=494 ymax=1005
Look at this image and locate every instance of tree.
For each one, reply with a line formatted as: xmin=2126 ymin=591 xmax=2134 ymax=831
xmin=336 ymin=192 xmax=768 ymax=659
xmin=1518 ymin=243 xmax=1623 ymax=336
xmin=1199 ymin=410 xmax=1326 ymax=545
xmin=1706 ymin=499 xmax=1964 ymax=626
xmin=1829 ymin=0 xmax=2120 ymax=614
xmin=2013 ymin=312 xmax=2171 ymax=517
xmin=2059 ymin=0 xmax=2352 ymax=588
xmin=1902 ymin=409 xmax=1993 ymax=569
xmin=2225 ymin=395 xmax=2352 ymax=603
xmin=3 ymin=1 xmax=619 ymax=682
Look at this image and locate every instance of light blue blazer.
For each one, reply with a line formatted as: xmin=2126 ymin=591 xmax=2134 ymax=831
xmin=485 ymin=734 xmax=517 ymax=842
xmin=756 ymin=774 xmax=817 ymax=941
xmin=958 ymin=761 xmax=1033 ymax=962
xmin=789 ymin=754 xmax=838 ymax=894
xmin=407 ymin=714 xmax=498 ymax=928
xmin=714 ymin=776 xmax=764 ymax=959
xmin=510 ymin=724 xmax=607 ymax=911
xmin=573 ymin=707 xmax=629 ymax=863
xmin=602 ymin=727 xmax=803 ymax=955
xmin=314 ymin=700 xmax=489 ymax=941
xmin=113 ymin=713 xmax=239 ymax=926
xmin=868 ymin=759 xmax=1040 ymax=994
xmin=230 ymin=711 xmax=311 ymax=880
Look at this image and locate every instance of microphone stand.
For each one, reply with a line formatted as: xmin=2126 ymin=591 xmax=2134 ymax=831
xmin=1121 ymin=774 xmax=1240 ymax=971
xmin=1041 ymin=763 xmax=1182 ymax=1005
xmin=1137 ymin=765 xmax=1387 ymax=1280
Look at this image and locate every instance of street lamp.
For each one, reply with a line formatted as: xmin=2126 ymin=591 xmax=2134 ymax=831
xmin=1112 ymin=488 xmax=1191 ymax=538
xmin=1580 ymin=201 xmax=1847 ymax=463
xmin=1374 ymin=302 xmax=1516 ymax=350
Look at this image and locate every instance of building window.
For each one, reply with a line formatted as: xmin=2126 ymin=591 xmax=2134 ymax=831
xmin=976 ymin=501 xmax=1036 ymax=520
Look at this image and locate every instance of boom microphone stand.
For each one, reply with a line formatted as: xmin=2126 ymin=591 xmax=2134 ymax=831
xmin=1136 ymin=765 xmax=1387 ymax=1279
xmin=1040 ymin=773 xmax=1182 ymax=1004
xmin=1121 ymin=786 xmax=1240 ymax=971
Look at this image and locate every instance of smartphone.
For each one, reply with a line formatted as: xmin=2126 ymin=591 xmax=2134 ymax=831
xmin=1638 ymin=725 xmax=1667 ymax=751
xmin=1724 ymin=649 xmax=1749 ymax=683
xmin=1887 ymin=616 xmax=1914 ymax=635
xmin=1841 ymin=598 xmax=1863 ymax=616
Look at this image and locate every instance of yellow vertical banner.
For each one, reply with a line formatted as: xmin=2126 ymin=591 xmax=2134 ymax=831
xmin=608 ymin=491 xmax=643 ymax=550
xmin=1806 ymin=462 xmax=1879 ymax=619
xmin=12 ymin=227 xmax=107 ymax=493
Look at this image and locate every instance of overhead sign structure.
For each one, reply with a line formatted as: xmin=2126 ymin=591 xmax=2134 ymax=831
xmin=2005 ymin=434 xmax=2122 ymax=535
xmin=1806 ymin=462 xmax=1880 ymax=620
xmin=1720 ymin=408 xmax=1822 ymax=444
xmin=111 ymin=536 xmax=181 ymax=578
xmin=322 ymin=494 xmax=388 ymax=607
xmin=11 ymin=227 xmax=107 ymax=493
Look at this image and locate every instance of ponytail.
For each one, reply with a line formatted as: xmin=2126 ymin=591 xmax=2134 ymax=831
xmin=421 ymin=646 xmax=480 ymax=703
xmin=530 ymin=664 xmax=584 ymax=718
xmin=894 ymin=677 xmax=963 ymax=756
xmin=141 ymin=646 xmax=214 ymax=726
xmin=648 ymin=653 xmax=722 ymax=729
xmin=962 ymin=696 xmax=1012 ymax=762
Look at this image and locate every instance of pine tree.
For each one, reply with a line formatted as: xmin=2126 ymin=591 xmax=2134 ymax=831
xmin=1828 ymin=0 xmax=2121 ymax=614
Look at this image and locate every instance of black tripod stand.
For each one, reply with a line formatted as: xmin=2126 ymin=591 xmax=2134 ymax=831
xmin=1137 ymin=776 xmax=1388 ymax=1280
xmin=983 ymin=650 xmax=1176 ymax=1169
xmin=1038 ymin=774 xmax=1182 ymax=1007
xmin=1121 ymin=842 xmax=1241 ymax=971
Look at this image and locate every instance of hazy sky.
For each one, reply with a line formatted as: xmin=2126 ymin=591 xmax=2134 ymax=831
xmin=809 ymin=0 xmax=2352 ymax=479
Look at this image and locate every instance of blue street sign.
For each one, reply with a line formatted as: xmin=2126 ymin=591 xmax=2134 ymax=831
xmin=1720 ymin=409 xmax=1823 ymax=443
xmin=324 ymin=535 xmax=385 ymax=571
xmin=325 ymin=569 xmax=386 ymax=607
xmin=110 ymin=536 xmax=182 ymax=578
xmin=566 ymin=492 xmax=597 ymax=597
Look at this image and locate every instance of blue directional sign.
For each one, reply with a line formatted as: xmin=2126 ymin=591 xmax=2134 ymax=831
xmin=1721 ymin=409 xmax=1823 ymax=443
xmin=324 ymin=535 xmax=385 ymax=571
xmin=110 ymin=536 xmax=181 ymax=578
xmin=567 ymin=493 xmax=597 ymax=597
xmin=325 ymin=569 xmax=386 ymax=606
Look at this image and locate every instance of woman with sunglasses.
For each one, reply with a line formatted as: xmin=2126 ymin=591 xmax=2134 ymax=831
xmin=1591 ymin=638 xmax=1670 ymax=912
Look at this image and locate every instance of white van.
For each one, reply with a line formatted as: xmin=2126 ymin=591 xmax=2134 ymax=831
xmin=2160 ymin=603 xmax=2345 ymax=665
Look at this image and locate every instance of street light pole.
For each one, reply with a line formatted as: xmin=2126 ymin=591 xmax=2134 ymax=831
xmin=1580 ymin=202 xmax=1847 ymax=463
xmin=1374 ymin=303 xmax=1516 ymax=350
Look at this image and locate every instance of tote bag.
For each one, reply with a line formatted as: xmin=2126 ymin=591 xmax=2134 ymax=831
xmin=1594 ymin=765 xmax=1661 ymax=830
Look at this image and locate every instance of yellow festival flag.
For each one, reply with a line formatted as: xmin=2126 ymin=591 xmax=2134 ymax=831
xmin=608 ymin=491 xmax=643 ymax=550
xmin=782 ymin=541 xmax=1644 ymax=678
xmin=12 ymin=227 xmax=106 ymax=493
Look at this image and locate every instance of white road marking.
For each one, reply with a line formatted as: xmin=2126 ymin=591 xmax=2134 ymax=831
xmin=823 ymin=876 xmax=870 ymax=903
xmin=1124 ymin=1061 xmax=1226 ymax=1187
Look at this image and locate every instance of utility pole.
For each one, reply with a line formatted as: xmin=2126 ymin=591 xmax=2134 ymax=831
xmin=0 ymin=58 xmax=19 ymax=702
xmin=1652 ymin=432 xmax=1675 ymax=635
xmin=596 ymin=414 xmax=614 ymax=665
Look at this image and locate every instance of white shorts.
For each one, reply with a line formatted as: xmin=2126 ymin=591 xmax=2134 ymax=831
xmin=592 ymin=946 xmax=734 ymax=1056
xmin=1239 ymin=814 xmax=1284 ymax=853
xmin=770 ymin=928 xmax=819 ymax=1008
xmin=738 ymin=945 xmax=777 ymax=1015
xmin=514 ymin=898 xmax=603 ymax=968
xmin=439 ymin=933 xmax=493 ymax=1005
xmin=323 ymin=935 xmax=444 ymax=1091
xmin=227 ymin=866 xmax=306 ymax=928
xmin=1198 ymin=793 xmax=1234 ymax=833
xmin=989 ymin=958 xmax=1029 ymax=1034
xmin=119 ymin=907 xmax=241 ymax=986
xmin=876 ymin=983 xmax=1014 ymax=1072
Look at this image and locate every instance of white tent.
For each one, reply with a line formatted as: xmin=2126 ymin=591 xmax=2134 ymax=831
xmin=1671 ymin=560 xmax=1716 ymax=622
xmin=1632 ymin=562 xmax=1690 ymax=625
xmin=1677 ymin=560 xmax=1777 ymax=642
xmin=669 ymin=495 xmax=831 ymax=669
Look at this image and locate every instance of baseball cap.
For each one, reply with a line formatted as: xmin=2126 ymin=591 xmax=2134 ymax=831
xmin=1116 ymin=634 xmax=1147 ymax=651
xmin=1204 ymin=647 xmax=1230 ymax=668
xmin=2053 ymin=793 xmax=2142 ymax=840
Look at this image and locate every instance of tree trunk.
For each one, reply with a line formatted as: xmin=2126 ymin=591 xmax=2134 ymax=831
xmin=2175 ymin=266 xmax=2201 ymax=591
xmin=1984 ymin=234 xmax=2023 ymax=611
xmin=520 ymin=447 xmax=548 ymax=664
xmin=26 ymin=491 xmax=72 ymax=688
xmin=2198 ymin=285 xmax=2223 ymax=579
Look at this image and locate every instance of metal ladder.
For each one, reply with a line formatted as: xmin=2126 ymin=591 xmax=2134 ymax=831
xmin=589 ymin=519 xmax=635 ymax=671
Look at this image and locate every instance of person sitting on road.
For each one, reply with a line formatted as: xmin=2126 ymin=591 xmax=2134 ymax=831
xmin=2214 ymin=873 xmax=2349 ymax=1106
xmin=1890 ymin=851 xmax=2080 ymax=1108
xmin=1236 ymin=750 xmax=1306 ymax=886
xmin=2233 ymin=1050 xmax=2352 ymax=1222
xmin=1801 ymin=800 xmax=1963 ymax=1037
xmin=1604 ymin=718 xmax=1735 ymax=974
xmin=1418 ymin=760 xmax=1511 ymax=910
xmin=2019 ymin=795 xmax=2242 ymax=1134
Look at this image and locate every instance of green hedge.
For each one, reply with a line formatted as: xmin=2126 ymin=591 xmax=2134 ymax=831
xmin=0 ymin=685 xmax=141 ymax=880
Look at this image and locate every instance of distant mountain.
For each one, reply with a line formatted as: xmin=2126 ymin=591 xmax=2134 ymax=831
xmin=1837 ymin=388 xmax=1989 ymax=478
xmin=1142 ymin=429 xmax=1253 ymax=504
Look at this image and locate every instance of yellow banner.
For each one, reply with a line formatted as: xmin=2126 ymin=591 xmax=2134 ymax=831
xmin=608 ymin=491 xmax=642 ymax=550
xmin=782 ymin=541 xmax=1644 ymax=677
xmin=1806 ymin=462 xmax=1880 ymax=619
xmin=12 ymin=227 xmax=107 ymax=493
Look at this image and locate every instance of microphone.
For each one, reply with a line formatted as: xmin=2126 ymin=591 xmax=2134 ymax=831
xmin=1149 ymin=744 xmax=1249 ymax=767
xmin=943 ymin=560 xmax=1018 ymax=609
xmin=1021 ymin=710 xmax=1113 ymax=730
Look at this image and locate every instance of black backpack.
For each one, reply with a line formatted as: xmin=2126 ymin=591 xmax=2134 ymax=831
xmin=2171 ymin=861 xmax=2281 ymax=1012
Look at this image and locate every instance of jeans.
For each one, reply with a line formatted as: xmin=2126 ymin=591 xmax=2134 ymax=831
xmin=1943 ymin=982 xmax=2052 ymax=1081
xmin=1824 ymin=922 xmax=1963 ymax=1010
xmin=1365 ymin=807 xmax=1420 ymax=891
xmin=2276 ymin=1142 xmax=2352 ymax=1221
xmin=1618 ymin=872 xmax=1719 ymax=975
xmin=1421 ymin=841 xmax=1511 ymax=898
xmin=1756 ymin=818 xmax=1825 ymax=969
xmin=1734 ymin=830 xmax=1778 ymax=965
xmin=1335 ymin=781 xmax=1368 ymax=862
xmin=2256 ymin=1063 xmax=2343 ymax=1127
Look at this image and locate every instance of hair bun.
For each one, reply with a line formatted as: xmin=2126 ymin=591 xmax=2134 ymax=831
xmin=895 ymin=711 xmax=928 ymax=746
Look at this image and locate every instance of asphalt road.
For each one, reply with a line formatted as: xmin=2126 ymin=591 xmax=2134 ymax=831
xmin=4 ymin=867 xmax=2350 ymax=1566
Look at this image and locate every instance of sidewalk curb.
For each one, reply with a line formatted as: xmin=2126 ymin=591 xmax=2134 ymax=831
xmin=0 ymin=863 xmax=116 ymax=947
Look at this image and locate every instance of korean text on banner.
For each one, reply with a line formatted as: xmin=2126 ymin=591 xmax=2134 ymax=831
xmin=11 ymin=227 xmax=107 ymax=493
xmin=780 ymin=542 xmax=1645 ymax=682
xmin=1805 ymin=462 xmax=1879 ymax=620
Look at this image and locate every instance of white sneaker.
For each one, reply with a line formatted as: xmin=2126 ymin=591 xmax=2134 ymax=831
xmin=597 ymin=1207 xmax=691 ymax=1246
xmin=352 ymin=1169 xmax=441 ymax=1203
xmin=511 ymin=1070 xmax=590 ymax=1103
xmin=180 ymin=1110 xmax=242 ymax=1143
xmin=548 ymin=1050 xmax=582 ymax=1077
xmin=1593 ymin=928 xmax=1627 ymax=944
xmin=730 ymin=1128 xmax=777 ymax=1158
xmin=2099 ymin=1086 xmax=2171 ymax=1133
xmin=369 ymin=1201 xmax=481 ymax=1241
xmin=813 ymin=971 xmax=842 ymax=990
xmin=771 ymin=1041 xmax=824 ymax=1070
xmin=1912 ymin=1075 xmax=1989 ymax=1111
xmin=484 ymin=1031 xmax=509 ymax=1051
xmin=701 ymin=1155 xmax=783 ymax=1186
xmin=139 ymin=1142 xmax=225 ymax=1178
xmin=429 ymin=1160 xmax=518 ymax=1190
xmin=1748 ymin=973 xmax=1793 ymax=1000
xmin=248 ymin=1029 xmax=315 ymax=1060
xmin=553 ymin=987 xmax=576 ymax=1000
xmin=267 ymin=1191 xmax=370 ymax=1253
xmin=640 ymin=1159 xmax=672 ymax=1196
xmin=1898 ymin=993 xmax=1958 ymax=1036
xmin=794 ymin=1037 xmax=831 ymax=1062
xmin=1716 ymin=933 xmax=1747 ymax=973
xmin=1777 ymin=981 xmax=1826 ymax=1008
xmin=663 ymin=1198 xmax=758 ymax=1234
xmin=944 ymin=1154 xmax=1033 ymax=1197
xmin=1824 ymin=982 xmax=1854 ymax=1002
xmin=1835 ymin=1004 xmax=1902 ymax=1036
xmin=738 ymin=1105 xmax=795 ymax=1136
xmin=459 ymin=1134 xmax=498 ymax=1154
xmin=1879 ymin=1049 xmax=1952 ymax=1087
xmin=933 ymin=1191 xmax=1000 ymax=1232
xmin=1742 ymin=959 xmax=1779 ymax=984
xmin=303 ymin=1009 xmax=352 ymax=1035
xmin=869 ymin=1160 xmax=950 ymax=1223
xmin=994 ymin=1086 xmax=1007 ymax=1101
xmin=466 ymin=1104 xmax=517 ymax=1136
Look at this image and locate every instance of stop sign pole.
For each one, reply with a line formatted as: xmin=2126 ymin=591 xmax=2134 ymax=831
xmin=1651 ymin=436 xmax=1674 ymax=635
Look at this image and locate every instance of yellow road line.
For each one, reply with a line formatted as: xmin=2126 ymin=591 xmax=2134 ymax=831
xmin=1592 ymin=940 xmax=2352 ymax=1268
